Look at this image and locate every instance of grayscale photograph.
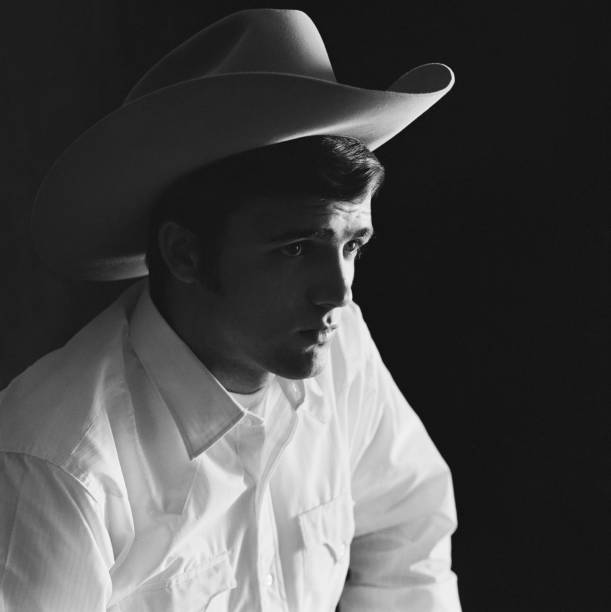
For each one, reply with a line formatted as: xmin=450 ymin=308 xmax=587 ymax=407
xmin=0 ymin=3 xmax=605 ymax=611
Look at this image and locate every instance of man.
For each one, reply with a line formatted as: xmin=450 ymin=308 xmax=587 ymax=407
xmin=0 ymin=9 xmax=460 ymax=611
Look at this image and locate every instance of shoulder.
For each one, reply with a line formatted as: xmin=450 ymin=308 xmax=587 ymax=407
xmin=334 ymin=299 xmax=375 ymax=358
xmin=324 ymin=300 xmax=377 ymax=390
xmin=0 ymin=282 xmax=142 ymax=484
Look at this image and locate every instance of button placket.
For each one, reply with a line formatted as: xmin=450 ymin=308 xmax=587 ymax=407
xmin=254 ymin=397 xmax=296 ymax=610
xmin=236 ymin=417 xmax=266 ymax=481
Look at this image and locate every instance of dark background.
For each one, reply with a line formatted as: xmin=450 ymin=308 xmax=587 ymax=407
xmin=1 ymin=2 xmax=606 ymax=610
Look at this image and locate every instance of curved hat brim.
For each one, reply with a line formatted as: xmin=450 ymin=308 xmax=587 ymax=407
xmin=32 ymin=63 xmax=454 ymax=280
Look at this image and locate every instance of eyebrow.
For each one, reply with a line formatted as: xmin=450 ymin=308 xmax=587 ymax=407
xmin=265 ymin=226 xmax=375 ymax=243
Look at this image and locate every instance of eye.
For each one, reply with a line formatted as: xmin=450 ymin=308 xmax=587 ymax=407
xmin=279 ymin=242 xmax=304 ymax=257
xmin=345 ymin=240 xmax=366 ymax=258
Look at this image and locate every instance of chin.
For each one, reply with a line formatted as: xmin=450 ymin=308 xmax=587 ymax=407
xmin=269 ymin=347 xmax=329 ymax=380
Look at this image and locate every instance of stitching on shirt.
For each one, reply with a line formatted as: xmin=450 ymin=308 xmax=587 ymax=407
xmin=118 ymin=550 xmax=234 ymax=596
xmin=0 ymin=453 xmax=29 ymax=595
xmin=126 ymin=342 xmax=243 ymax=460
xmin=192 ymin=414 xmax=243 ymax=459
xmin=126 ymin=344 xmax=197 ymax=457
xmin=0 ymin=450 xmax=101 ymax=504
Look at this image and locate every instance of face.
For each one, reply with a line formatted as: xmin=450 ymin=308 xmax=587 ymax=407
xmin=193 ymin=193 xmax=374 ymax=386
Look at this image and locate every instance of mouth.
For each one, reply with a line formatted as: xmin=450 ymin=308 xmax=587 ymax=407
xmin=297 ymin=325 xmax=338 ymax=346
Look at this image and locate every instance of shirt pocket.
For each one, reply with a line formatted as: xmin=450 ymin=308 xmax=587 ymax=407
xmin=297 ymin=492 xmax=355 ymax=601
xmin=117 ymin=551 xmax=236 ymax=612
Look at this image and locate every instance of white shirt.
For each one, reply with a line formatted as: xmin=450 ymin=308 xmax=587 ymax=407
xmin=228 ymin=386 xmax=269 ymax=418
xmin=0 ymin=281 xmax=460 ymax=611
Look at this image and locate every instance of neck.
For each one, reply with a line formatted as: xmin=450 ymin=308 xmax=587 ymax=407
xmin=152 ymin=282 xmax=271 ymax=394
xmin=208 ymin=367 xmax=271 ymax=395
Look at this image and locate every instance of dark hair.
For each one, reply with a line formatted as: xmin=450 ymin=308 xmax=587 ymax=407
xmin=146 ymin=135 xmax=385 ymax=298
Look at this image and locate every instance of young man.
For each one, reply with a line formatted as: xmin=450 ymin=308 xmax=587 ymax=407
xmin=0 ymin=9 xmax=460 ymax=612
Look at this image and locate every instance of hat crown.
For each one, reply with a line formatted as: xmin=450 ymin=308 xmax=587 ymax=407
xmin=125 ymin=9 xmax=336 ymax=103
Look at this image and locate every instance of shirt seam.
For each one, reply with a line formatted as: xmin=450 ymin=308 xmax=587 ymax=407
xmin=0 ymin=453 xmax=28 ymax=597
xmin=125 ymin=341 xmax=199 ymax=457
xmin=0 ymin=450 xmax=102 ymax=504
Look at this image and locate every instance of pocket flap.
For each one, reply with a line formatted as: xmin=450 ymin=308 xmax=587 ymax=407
xmin=298 ymin=493 xmax=355 ymax=563
xmin=171 ymin=552 xmax=236 ymax=603
xmin=118 ymin=551 xmax=237 ymax=611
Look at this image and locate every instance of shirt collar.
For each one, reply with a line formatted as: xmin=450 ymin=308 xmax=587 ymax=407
xmin=128 ymin=283 xmax=322 ymax=459
xmin=129 ymin=284 xmax=245 ymax=459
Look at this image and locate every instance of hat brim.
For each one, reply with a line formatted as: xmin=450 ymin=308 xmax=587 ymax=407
xmin=32 ymin=63 xmax=454 ymax=280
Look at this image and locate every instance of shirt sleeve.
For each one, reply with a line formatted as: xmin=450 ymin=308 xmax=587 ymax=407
xmin=341 ymin=306 xmax=461 ymax=611
xmin=0 ymin=452 xmax=113 ymax=612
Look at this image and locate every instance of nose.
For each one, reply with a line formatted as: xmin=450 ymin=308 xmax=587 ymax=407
xmin=309 ymin=252 xmax=353 ymax=309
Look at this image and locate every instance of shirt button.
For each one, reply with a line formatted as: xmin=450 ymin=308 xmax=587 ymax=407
xmin=338 ymin=543 xmax=347 ymax=558
xmin=265 ymin=573 xmax=274 ymax=587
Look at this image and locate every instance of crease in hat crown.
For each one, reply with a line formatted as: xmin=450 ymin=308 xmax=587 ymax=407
xmin=126 ymin=9 xmax=336 ymax=104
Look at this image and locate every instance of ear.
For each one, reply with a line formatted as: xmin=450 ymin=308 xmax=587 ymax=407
xmin=157 ymin=221 xmax=201 ymax=284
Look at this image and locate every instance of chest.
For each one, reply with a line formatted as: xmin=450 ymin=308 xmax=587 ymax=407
xmin=106 ymin=390 xmax=354 ymax=612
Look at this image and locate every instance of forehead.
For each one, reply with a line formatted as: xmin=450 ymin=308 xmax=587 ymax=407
xmin=230 ymin=193 xmax=373 ymax=239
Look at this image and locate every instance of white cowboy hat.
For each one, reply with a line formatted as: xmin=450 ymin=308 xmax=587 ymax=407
xmin=31 ymin=8 xmax=454 ymax=281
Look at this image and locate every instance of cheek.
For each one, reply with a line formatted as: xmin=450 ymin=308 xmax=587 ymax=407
xmin=223 ymin=268 xmax=298 ymax=326
xmin=231 ymin=258 xmax=305 ymax=300
xmin=219 ymin=253 xmax=311 ymax=327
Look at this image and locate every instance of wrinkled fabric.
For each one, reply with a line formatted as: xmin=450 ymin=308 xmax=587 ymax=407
xmin=0 ymin=281 xmax=460 ymax=611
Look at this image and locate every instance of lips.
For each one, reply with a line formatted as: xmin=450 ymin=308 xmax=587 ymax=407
xmin=298 ymin=324 xmax=338 ymax=345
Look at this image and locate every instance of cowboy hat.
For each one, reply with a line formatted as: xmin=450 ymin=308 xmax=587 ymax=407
xmin=31 ymin=8 xmax=454 ymax=281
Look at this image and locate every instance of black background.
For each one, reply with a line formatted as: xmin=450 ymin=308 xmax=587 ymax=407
xmin=1 ymin=2 xmax=607 ymax=610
